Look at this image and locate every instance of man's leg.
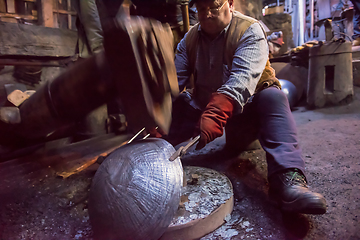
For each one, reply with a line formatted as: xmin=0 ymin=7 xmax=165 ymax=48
xmin=225 ymin=101 xmax=260 ymax=154
xmin=248 ymin=86 xmax=326 ymax=214
xmin=164 ymin=94 xmax=202 ymax=147
xmin=226 ymin=86 xmax=304 ymax=174
xmin=253 ymin=87 xmax=305 ymax=176
xmin=79 ymin=0 xmax=104 ymax=54
xmin=351 ymin=0 xmax=360 ymax=44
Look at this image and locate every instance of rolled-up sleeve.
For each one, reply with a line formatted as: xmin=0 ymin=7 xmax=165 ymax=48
xmin=217 ymin=22 xmax=269 ymax=113
xmin=174 ymin=35 xmax=191 ymax=92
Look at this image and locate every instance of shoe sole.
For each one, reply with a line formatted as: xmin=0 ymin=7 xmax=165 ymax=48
xmin=280 ymin=200 xmax=327 ymax=214
xmin=269 ymin=193 xmax=327 ymax=215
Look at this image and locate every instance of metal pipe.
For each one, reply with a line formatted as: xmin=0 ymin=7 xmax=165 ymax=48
xmin=310 ymin=0 xmax=314 ymax=39
xmin=298 ymin=0 xmax=305 ymax=45
xmin=289 ymin=0 xmax=292 ymax=13
xmin=291 ymin=1 xmax=298 ymax=46
xmin=181 ymin=2 xmax=190 ymax=33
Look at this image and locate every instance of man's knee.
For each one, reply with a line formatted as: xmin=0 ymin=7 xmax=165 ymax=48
xmin=255 ymin=86 xmax=290 ymax=109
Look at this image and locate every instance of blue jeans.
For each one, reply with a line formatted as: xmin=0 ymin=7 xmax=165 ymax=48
xmin=351 ymin=0 xmax=360 ymax=39
xmin=226 ymin=87 xmax=305 ymax=176
xmin=166 ymin=87 xmax=306 ymax=177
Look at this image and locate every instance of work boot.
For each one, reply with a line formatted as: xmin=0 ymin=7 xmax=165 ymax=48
xmin=268 ymin=169 xmax=327 ymax=214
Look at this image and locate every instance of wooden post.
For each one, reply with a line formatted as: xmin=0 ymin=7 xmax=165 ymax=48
xmin=39 ymin=0 xmax=54 ymax=27
xmin=0 ymin=0 xmax=6 ymax=12
xmin=7 ymin=0 xmax=16 ymax=13
xmin=181 ymin=3 xmax=190 ymax=34
xmin=67 ymin=0 xmax=71 ymax=29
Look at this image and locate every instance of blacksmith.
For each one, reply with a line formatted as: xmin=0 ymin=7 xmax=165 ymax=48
xmin=166 ymin=0 xmax=327 ymax=214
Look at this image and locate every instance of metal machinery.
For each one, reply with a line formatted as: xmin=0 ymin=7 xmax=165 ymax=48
xmin=0 ymin=3 xmax=179 ymax=161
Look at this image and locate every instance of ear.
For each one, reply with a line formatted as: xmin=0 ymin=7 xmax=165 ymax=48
xmin=228 ymin=0 xmax=234 ymax=12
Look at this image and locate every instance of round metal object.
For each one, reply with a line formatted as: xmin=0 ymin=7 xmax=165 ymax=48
xmin=88 ymin=138 xmax=183 ymax=240
xmin=161 ymin=166 xmax=234 ymax=240
xmin=279 ymin=79 xmax=298 ymax=109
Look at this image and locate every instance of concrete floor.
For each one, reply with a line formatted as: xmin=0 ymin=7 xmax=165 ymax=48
xmin=0 ymin=87 xmax=359 ymax=239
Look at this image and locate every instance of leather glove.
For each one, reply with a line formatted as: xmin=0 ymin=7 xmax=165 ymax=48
xmin=196 ymin=93 xmax=235 ymax=150
xmin=147 ymin=127 xmax=166 ymax=138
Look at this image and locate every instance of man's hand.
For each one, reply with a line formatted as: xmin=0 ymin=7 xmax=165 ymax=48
xmin=196 ymin=93 xmax=235 ymax=150
xmin=147 ymin=126 xmax=166 ymax=138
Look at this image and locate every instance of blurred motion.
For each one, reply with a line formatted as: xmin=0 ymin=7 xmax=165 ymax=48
xmin=0 ymin=1 xmax=178 ymax=161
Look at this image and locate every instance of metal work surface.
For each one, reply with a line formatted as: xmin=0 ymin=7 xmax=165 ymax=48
xmin=169 ymin=166 xmax=233 ymax=226
xmin=162 ymin=166 xmax=233 ymax=239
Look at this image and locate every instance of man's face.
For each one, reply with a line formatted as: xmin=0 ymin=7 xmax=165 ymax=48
xmin=196 ymin=0 xmax=233 ymax=38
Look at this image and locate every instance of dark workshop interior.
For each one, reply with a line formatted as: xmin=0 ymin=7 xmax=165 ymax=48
xmin=0 ymin=0 xmax=359 ymax=239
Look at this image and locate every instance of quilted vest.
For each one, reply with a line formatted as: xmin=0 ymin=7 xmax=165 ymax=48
xmin=185 ymin=11 xmax=280 ymax=96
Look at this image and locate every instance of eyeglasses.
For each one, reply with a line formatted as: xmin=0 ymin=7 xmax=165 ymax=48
xmin=197 ymin=1 xmax=227 ymax=17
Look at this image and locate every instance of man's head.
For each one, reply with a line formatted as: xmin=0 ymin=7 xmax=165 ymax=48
xmin=190 ymin=0 xmax=234 ymax=38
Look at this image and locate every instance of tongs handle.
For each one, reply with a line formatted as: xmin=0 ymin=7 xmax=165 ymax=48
xmin=169 ymin=135 xmax=200 ymax=161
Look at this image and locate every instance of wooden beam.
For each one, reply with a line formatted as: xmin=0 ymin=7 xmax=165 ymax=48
xmin=0 ymin=22 xmax=77 ymax=57
xmin=0 ymin=0 xmax=6 ymax=12
xmin=0 ymin=12 xmax=37 ymax=20
xmin=39 ymin=0 xmax=54 ymax=27
xmin=53 ymin=9 xmax=76 ymax=15
xmin=6 ymin=0 xmax=16 ymax=13
xmin=67 ymin=0 xmax=71 ymax=29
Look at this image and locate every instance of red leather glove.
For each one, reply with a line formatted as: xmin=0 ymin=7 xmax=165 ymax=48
xmin=148 ymin=127 xmax=166 ymax=138
xmin=196 ymin=93 xmax=235 ymax=150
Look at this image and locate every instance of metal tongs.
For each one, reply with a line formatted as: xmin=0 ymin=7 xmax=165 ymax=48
xmin=126 ymin=127 xmax=200 ymax=162
xmin=169 ymin=135 xmax=200 ymax=161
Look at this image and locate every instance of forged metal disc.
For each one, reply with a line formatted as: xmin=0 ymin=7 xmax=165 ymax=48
xmin=161 ymin=166 xmax=234 ymax=240
xmin=89 ymin=138 xmax=183 ymax=240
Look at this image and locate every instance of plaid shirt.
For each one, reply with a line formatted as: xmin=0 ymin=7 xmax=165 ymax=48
xmin=175 ymin=20 xmax=269 ymax=113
